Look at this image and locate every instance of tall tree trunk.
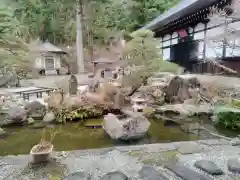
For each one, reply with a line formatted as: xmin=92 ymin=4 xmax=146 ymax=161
xmin=76 ymin=0 xmax=85 ymax=73
xmin=89 ymin=28 xmax=94 ymax=62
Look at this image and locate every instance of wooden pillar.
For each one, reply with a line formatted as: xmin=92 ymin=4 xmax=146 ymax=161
xmin=93 ymin=63 xmax=96 ymax=74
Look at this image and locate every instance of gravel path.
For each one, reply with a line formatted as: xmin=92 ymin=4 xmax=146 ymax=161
xmin=19 ymin=74 xmax=240 ymax=89
xmin=0 ymin=139 xmax=239 ymax=180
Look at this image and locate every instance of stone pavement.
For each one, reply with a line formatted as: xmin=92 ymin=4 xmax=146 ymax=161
xmin=0 ymin=139 xmax=239 ymax=180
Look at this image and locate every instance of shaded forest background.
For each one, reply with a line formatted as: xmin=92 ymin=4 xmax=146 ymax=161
xmin=0 ymin=0 xmax=179 ymax=72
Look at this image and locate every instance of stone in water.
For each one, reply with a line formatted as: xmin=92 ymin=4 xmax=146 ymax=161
xmin=101 ymin=171 xmax=128 ymax=180
xmin=228 ymin=158 xmax=240 ymax=173
xmin=194 ymin=160 xmax=223 ymax=175
xmin=178 ymin=143 xmax=203 ymax=155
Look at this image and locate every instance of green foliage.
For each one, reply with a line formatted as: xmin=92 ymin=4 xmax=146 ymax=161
xmin=0 ymin=1 xmax=29 ymax=68
xmin=55 ymin=105 xmax=104 ymax=124
xmin=213 ymin=106 xmax=240 ymax=130
xmin=129 ymin=0 xmax=179 ymax=30
xmin=82 ymin=0 xmax=121 ymax=47
xmin=1 ymin=0 xmax=179 ymax=72
xmin=122 ymin=29 xmax=161 ymax=85
xmin=231 ymin=98 xmax=240 ymax=108
xmin=158 ymin=60 xmax=182 ymax=74
xmin=12 ymin=0 xmax=77 ymax=44
xmin=7 ymin=0 xmax=178 ymax=46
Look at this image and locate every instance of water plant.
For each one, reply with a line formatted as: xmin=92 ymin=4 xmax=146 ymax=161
xmin=55 ymin=105 xmax=104 ymax=124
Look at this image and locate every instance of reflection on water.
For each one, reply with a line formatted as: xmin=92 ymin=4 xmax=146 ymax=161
xmin=0 ymin=119 xmax=199 ymax=156
xmin=0 ymin=118 xmax=237 ymax=156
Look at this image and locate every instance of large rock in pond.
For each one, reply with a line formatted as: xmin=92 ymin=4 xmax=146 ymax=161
xmin=6 ymin=106 xmax=27 ymax=123
xmin=103 ymin=110 xmax=150 ymax=140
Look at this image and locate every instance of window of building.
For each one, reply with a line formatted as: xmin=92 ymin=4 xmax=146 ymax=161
xmin=226 ymin=22 xmax=240 ymax=57
xmin=163 ymin=34 xmax=171 ymax=41
xmin=171 ymin=38 xmax=178 ymax=45
xmin=194 ymin=23 xmax=205 ymax=32
xmin=188 ymin=27 xmax=194 ymax=34
xmin=207 ymin=18 xmax=222 ymax=28
xmin=172 ymin=32 xmax=178 ymax=38
xmin=226 ymin=39 xmax=240 ymax=57
xmin=205 ymin=41 xmax=223 ymax=58
xmin=228 ymin=21 xmax=240 ymax=30
xmin=162 ymin=40 xmax=171 ymax=47
xmin=162 ymin=48 xmax=170 ymax=60
xmin=171 ymin=32 xmax=178 ymax=45
xmin=206 ymin=26 xmax=224 ymax=40
xmin=197 ymin=41 xmax=204 ymax=59
xmin=205 ymin=26 xmax=224 ymax=58
xmin=194 ymin=31 xmax=204 ymax=40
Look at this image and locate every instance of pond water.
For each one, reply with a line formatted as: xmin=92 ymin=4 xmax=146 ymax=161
xmin=1 ymin=118 xmax=238 ymax=156
xmin=0 ymin=119 xmax=201 ymax=156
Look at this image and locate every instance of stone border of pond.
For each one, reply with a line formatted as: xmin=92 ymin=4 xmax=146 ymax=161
xmin=0 ymin=139 xmax=239 ymax=180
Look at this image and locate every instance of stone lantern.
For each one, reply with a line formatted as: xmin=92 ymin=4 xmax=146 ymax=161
xmin=131 ymin=97 xmax=147 ymax=112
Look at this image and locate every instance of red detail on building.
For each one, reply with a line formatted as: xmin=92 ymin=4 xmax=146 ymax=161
xmin=177 ymin=29 xmax=188 ymax=38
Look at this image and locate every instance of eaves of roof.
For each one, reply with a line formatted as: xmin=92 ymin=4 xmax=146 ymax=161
xmin=141 ymin=0 xmax=217 ymax=31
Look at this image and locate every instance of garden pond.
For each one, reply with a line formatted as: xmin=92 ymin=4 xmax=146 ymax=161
xmin=0 ymin=119 xmax=238 ymax=156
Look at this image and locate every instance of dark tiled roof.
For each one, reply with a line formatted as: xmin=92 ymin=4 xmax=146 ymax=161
xmin=141 ymin=0 xmax=217 ymax=31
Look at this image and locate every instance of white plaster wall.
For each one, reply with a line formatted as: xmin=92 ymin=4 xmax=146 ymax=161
xmin=54 ymin=54 xmax=61 ymax=69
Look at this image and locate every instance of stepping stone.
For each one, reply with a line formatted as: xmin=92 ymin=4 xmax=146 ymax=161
xmin=63 ymin=171 xmax=88 ymax=180
xmin=165 ymin=162 xmax=212 ymax=180
xmin=228 ymin=158 xmax=240 ymax=173
xmin=138 ymin=165 xmax=169 ymax=180
xmin=101 ymin=171 xmax=128 ymax=180
xmin=177 ymin=143 xmax=204 ymax=155
xmin=194 ymin=160 xmax=224 ymax=175
xmin=231 ymin=138 xmax=240 ymax=146
xmin=199 ymin=139 xmax=229 ymax=146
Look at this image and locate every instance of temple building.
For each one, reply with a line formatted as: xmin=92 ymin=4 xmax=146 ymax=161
xmin=141 ymin=0 xmax=240 ymax=74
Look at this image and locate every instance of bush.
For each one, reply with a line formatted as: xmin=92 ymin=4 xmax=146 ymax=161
xmin=55 ymin=105 xmax=104 ymax=124
xmin=213 ymin=106 xmax=240 ymax=130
